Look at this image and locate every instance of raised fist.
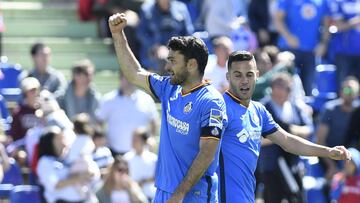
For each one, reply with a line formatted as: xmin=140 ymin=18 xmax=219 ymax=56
xmin=108 ymin=13 xmax=127 ymax=35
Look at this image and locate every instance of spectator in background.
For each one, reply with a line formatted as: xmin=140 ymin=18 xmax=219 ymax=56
xmin=21 ymin=43 xmax=67 ymax=97
xmin=96 ymin=73 xmax=159 ymax=156
xmin=248 ymin=0 xmax=278 ymax=47
xmin=258 ymin=73 xmax=314 ymax=203
xmin=66 ymin=113 xmax=100 ymax=203
xmin=9 ymin=77 xmax=42 ymax=141
xmin=329 ymin=0 xmax=360 ymax=87
xmin=96 ymin=155 xmax=149 ymax=203
xmin=124 ymin=127 xmax=157 ymax=202
xmin=203 ymin=36 xmax=233 ymax=93
xmin=25 ymin=90 xmax=76 ymax=175
xmin=316 ymin=76 xmax=360 ymax=179
xmin=253 ymin=50 xmax=306 ymax=104
xmin=37 ymin=126 xmax=95 ymax=203
xmin=57 ymin=59 xmax=100 ymax=122
xmin=345 ymin=104 xmax=360 ymax=150
xmin=137 ymin=0 xmax=194 ymax=73
xmin=331 ymin=148 xmax=360 ymax=203
xmin=204 ymin=0 xmax=248 ymax=39
xmin=92 ymin=126 xmax=114 ymax=176
xmin=274 ymin=0 xmax=330 ymax=95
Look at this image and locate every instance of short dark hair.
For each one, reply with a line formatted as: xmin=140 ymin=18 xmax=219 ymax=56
xmin=227 ymin=51 xmax=256 ymax=70
xmin=167 ymin=36 xmax=208 ymax=75
xmin=72 ymin=113 xmax=94 ymax=136
xmin=38 ymin=126 xmax=62 ymax=158
xmin=30 ymin=43 xmax=46 ymax=56
xmin=72 ymin=59 xmax=94 ymax=76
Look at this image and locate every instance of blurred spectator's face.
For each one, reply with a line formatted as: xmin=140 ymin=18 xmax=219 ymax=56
xmin=165 ymin=50 xmax=189 ymax=85
xmin=132 ymin=134 xmax=145 ymax=152
xmin=256 ymin=52 xmax=273 ymax=75
xmin=53 ymin=132 xmax=67 ymax=158
xmin=157 ymin=0 xmax=170 ymax=11
xmin=93 ymin=136 xmax=106 ymax=148
xmin=74 ymin=70 xmax=93 ymax=87
xmin=345 ymin=161 xmax=357 ymax=177
xmin=340 ymin=81 xmax=359 ymax=104
xmin=33 ymin=47 xmax=51 ymax=71
xmin=215 ymin=45 xmax=232 ymax=63
xmin=24 ymin=88 xmax=40 ymax=105
xmin=271 ymin=81 xmax=291 ymax=104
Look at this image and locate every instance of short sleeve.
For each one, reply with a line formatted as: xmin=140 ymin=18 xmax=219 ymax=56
xmin=147 ymin=74 xmax=171 ymax=102
xmin=200 ymin=98 xmax=227 ymax=140
xmin=260 ymin=105 xmax=279 ymax=137
xmin=37 ymin=157 xmax=61 ymax=193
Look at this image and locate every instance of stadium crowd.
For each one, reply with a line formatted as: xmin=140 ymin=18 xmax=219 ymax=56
xmin=0 ymin=0 xmax=359 ymax=202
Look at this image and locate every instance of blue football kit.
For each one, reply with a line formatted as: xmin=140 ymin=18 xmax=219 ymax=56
xmin=148 ymin=74 xmax=227 ymax=203
xmin=218 ymin=91 xmax=279 ymax=203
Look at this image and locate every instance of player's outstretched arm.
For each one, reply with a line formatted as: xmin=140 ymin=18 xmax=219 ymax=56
xmin=267 ymin=128 xmax=351 ymax=161
xmin=108 ymin=13 xmax=151 ymax=94
xmin=167 ymin=138 xmax=220 ymax=203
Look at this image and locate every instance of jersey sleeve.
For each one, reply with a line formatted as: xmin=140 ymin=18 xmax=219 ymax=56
xmin=147 ymin=73 xmax=171 ymax=102
xmin=260 ymin=105 xmax=279 ymax=138
xmin=200 ymin=98 xmax=228 ymax=140
xmin=277 ymin=0 xmax=289 ymax=12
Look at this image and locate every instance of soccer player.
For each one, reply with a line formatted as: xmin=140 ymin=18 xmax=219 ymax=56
xmin=108 ymin=13 xmax=227 ymax=203
xmin=218 ymin=51 xmax=351 ymax=203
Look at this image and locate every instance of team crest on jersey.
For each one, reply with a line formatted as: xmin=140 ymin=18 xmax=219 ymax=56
xmin=183 ymin=102 xmax=193 ymax=114
xmin=209 ymin=109 xmax=223 ymax=129
xmin=301 ymin=4 xmax=316 ymax=20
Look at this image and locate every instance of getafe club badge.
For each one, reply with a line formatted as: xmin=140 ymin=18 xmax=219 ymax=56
xmin=184 ymin=102 xmax=193 ymax=114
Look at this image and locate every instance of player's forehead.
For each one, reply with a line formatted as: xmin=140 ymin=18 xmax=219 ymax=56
xmin=168 ymin=49 xmax=184 ymax=61
xmin=229 ymin=60 xmax=257 ymax=74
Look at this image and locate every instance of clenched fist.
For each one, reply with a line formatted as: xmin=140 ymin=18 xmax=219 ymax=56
xmin=329 ymin=146 xmax=351 ymax=161
xmin=108 ymin=13 xmax=127 ymax=35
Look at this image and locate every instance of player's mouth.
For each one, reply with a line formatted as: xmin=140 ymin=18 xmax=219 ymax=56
xmin=240 ymin=87 xmax=250 ymax=94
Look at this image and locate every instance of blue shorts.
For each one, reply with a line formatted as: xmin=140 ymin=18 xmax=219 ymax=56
xmin=153 ymin=176 xmax=218 ymax=203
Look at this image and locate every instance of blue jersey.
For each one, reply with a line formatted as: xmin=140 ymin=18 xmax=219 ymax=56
xmin=277 ymin=0 xmax=330 ymax=51
xmin=330 ymin=0 xmax=360 ymax=55
xmin=148 ymin=74 xmax=227 ymax=196
xmin=218 ymin=91 xmax=278 ymax=203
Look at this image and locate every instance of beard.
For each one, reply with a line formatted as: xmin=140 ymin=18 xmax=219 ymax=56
xmin=169 ymin=70 xmax=189 ymax=85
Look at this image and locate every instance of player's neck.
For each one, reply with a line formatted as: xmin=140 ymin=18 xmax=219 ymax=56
xmin=181 ymin=77 xmax=203 ymax=93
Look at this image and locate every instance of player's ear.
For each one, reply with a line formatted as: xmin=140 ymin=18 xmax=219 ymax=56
xmin=187 ymin=58 xmax=197 ymax=72
xmin=226 ymin=72 xmax=230 ymax=81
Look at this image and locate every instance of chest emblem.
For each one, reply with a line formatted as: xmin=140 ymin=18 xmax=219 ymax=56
xmin=183 ymin=102 xmax=193 ymax=114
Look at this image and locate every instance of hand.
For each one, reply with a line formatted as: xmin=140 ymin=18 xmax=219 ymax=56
xmin=315 ymin=42 xmax=327 ymax=57
xmin=74 ymin=172 xmax=93 ymax=185
xmin=108 ymin=13 xmax=127 ymax=35
xmin=167 ymin=192 xmax=184 ymax=203
xmin=285 ymin=34 xmax=299 ymax=48
xmin=329 ymin=146 xmax=351 ymax=161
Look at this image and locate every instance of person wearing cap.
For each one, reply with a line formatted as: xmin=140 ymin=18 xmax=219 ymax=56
xmin=9 ymin=77 xmax=42 ymax=141
xmin=331 ymin=148 xmax=360 ymax=203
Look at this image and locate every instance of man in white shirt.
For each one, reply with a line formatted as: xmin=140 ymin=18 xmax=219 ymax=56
xmin=96 ymin=74 xmax=159 ymax=155
xmin=124 ymin=127 xmax=157 ymax=201
xmin=204 ymin=36 xmax=233 ymax=93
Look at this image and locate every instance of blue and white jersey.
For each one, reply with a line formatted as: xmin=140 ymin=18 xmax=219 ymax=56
xmin=277 ymin=0 xmax=330 ymax=51
xmin=147 ymin=74 xmax=227 ymax=195
xmin=218 ymin=91 xmax=278 ymax=203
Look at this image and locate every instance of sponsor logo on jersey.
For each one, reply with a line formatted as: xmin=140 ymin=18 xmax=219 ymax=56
xmin=167 ymin=111 xmax=189 ymax=135
xmin=183 ymin=102 xmax=193 ymax=114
